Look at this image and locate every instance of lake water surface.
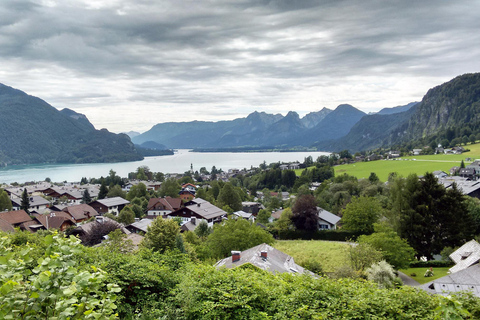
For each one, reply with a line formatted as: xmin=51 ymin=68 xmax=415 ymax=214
xmin=0 ymin=149 xmax=330 ymax=184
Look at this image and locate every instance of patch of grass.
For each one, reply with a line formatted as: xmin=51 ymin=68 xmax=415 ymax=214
xmin=398 ymin=267 xmax=450 ymax=284
xmin=331 ymin=142 xmax=480 ymax=182
xmin=333 ymin=159 xmax=462 ymax=182
xmin=273 ymin=240 xmax=350 ymax=273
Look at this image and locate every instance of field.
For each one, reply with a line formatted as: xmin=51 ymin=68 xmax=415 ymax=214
xmin=398 ymin=267 xmax=450 ymax=285
xmin=273 ymin=240 xmax=350 ymax=273
xmin=332 ymin=142 xmax=480 ymax=182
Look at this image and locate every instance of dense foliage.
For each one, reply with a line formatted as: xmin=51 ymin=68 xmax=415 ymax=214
xmin=0 ymin=233 xmax=120 ymax=319
xmin=2 ymin=228 xmax=480 ymax=319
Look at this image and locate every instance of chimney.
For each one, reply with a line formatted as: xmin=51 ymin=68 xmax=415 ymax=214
xmin=197 ymin=203 xmax=201 ymax=207
xmin=232 ymin=251 xmax=241 ymax=263
xmin=96 ymin=216 xmax=104 ymax=224
xmin=261 ymin=250 xmax=267 ymax=259
xmin=191 ymin=217 xmax=196 ymax=225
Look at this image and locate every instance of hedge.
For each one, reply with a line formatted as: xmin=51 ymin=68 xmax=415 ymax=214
xmin=409 ymin=260 xmax=454 ymax=268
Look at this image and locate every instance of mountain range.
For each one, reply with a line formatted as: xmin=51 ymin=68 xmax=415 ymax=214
xmin=133 ymin=73 xmax=480 ymax=153
xmin=132 ymin=102 xmax=407 ymax=150
xmin=2 ymin=72 xmax=480 ymax=166
xmin=0 ymin=83 xmax=143 ymax=165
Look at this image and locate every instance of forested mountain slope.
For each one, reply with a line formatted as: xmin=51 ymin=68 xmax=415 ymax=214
xmin=0 ymin=83 xmax=142 ymax=165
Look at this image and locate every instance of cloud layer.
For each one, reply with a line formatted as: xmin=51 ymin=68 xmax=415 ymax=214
xmin=1 ymin=0 xmax=479 ymax=132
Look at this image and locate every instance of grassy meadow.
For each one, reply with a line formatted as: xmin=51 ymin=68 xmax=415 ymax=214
xmin=332 ymin=142 xmax=480 ymax=182
xmin=273 ymin=240 xmax=350 ymax=273
xmin=398 ymin=267 xmax=450 ymax=285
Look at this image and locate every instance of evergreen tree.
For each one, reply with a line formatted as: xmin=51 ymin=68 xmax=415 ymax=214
xmin=20 ymin=188 xmax=30 ymax=212
xmin=82 ymin=189 xmax=92 ymax=204
xmin=460 ymin=160 xmax=465 ymax=168
xmin=368 ymin=172 xmax=379 ymax=183
xmin=397 ymin=173 xmax=475 ymax=259
xmin=98 ymin=180 xmax=108 ymax=200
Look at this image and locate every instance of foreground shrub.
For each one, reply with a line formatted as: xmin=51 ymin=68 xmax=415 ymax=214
xmin=0 ymin=233 xmax=120 ymax=319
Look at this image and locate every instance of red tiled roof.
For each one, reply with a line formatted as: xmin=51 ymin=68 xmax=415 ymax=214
xmin=0 ymin=210 xmax=32 ymax=225
xmin=0 ymin=218 xmax=15 ymax=232
xmin=63 ymin=204 xmax=99 ymax=221
xmin=33 ymin=214 xmax=75 ymax=229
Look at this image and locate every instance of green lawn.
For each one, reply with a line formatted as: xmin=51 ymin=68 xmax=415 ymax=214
xmin=332 ymin=142 xmax=480 ymax=182
xmin=273 ymin=240 xmax=350 ymax=273
xmin=398 ymin=267 xmax=450 ymax=285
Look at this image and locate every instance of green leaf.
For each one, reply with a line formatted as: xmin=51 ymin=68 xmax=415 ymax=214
xmin=45 ymin=235 xmax=54 ymax=246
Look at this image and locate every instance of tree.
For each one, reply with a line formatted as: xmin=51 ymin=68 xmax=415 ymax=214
xmin=154 ymin=172 xmax=165 ymax=182
xmin=136 ymin=166 xmax=148 ymax=180
xmin=194 ymin=220 xmax=212 ymax=239
xmin=0 ymin=189 xmax=12 ymax=212
xmin=81 ymin=220 xmax=122 ymax=246
xmin=460 ymin=159 xmax=465 ymax=168
xmin=158 ymin=178 xmax=181 ymax=198
xmin=204 ymin=218 xmax=274 ymax=258
xmin=126 ymin=183 xmax=147 ymax=201
xmin=98 ymin=179 xmax=108 ymax=199
xmin=273 ymin=208 xmax=294 ymax=233
xmin=217 ymin=182 xmax=242 ymax=212
xmin=20 ymin=188 xmax=29 ymax=212
xmin=256 ymin=209 xmax=271 ymax=225
xmin=118 ymin=206 xmax=135 ymax=225
xmin=82 ymin=188 xmax=92 ymax=204
xmin=291 ymin=194 xmax=319 ymax=231
xmin=396 ymin=173 xmax=475 ymax=259
xmin=347 ymin=242 xmax=383 ymax=271
xmin=341 ymin=196 xmax=381 ymax=234
xmin=368 ymin=172 xmax=379 ymax=183
xmin=142 ymin=218 xmax=180 ymax=253
xmin=358 ymin=223 xmax=416 ymax=269
xmin=107 ymin=184 xmax=127 ymax=198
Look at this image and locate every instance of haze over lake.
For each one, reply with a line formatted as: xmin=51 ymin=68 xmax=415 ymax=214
xmin=0 ymin=150 xmax=329 ymax=184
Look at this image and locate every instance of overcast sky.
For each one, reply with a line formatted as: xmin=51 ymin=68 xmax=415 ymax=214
xmin=1 ymin=0 xmax=480 ymax=133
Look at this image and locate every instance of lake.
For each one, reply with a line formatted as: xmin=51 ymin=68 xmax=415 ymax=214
xmin=0 ymin=149 xmax=330 ymax=184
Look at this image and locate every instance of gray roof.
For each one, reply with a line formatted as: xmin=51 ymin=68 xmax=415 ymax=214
xmin=127 ymin=218 xmax=153 ymax=233
xmin=11 ymin=195 xmax=50 ymax=207
xmin=438 ymin=177 xmax=480 ymax=196
xmin=180 ymin=220 xmax=198 ymax=232
xmin=176 ymin=198 xmax=226 ymax=220
xmin=449 ymin=240 xmax=480 ymax=273
xmin=317 ymin=207 xmax=341 ymax=225
xmin=215 ymin=243 xmax=315 ymax=276
xmin=95 ymin=197 xmax=130 ymax=207
xmin=421 ymin=264 xmax=480 ymax=297
xmin=233 ymin=211 xmax=253 ymax=219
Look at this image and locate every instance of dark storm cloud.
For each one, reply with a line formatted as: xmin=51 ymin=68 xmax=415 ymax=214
xmin=1 ymin=0 xmax=479 ymax=132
